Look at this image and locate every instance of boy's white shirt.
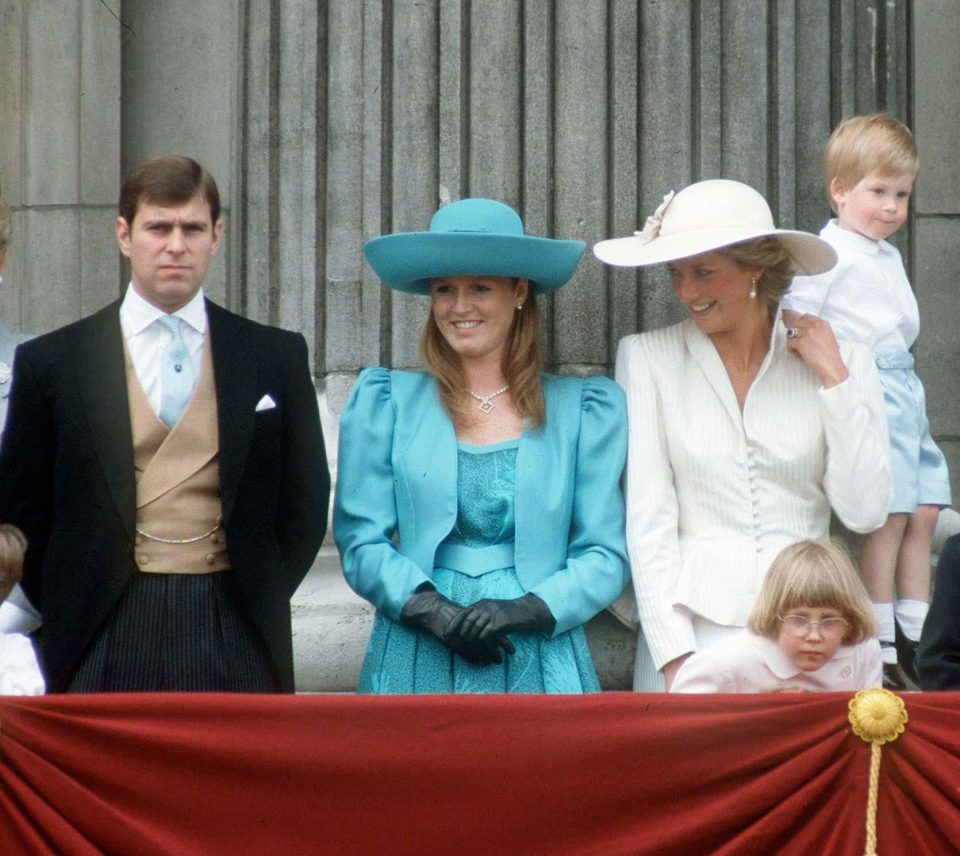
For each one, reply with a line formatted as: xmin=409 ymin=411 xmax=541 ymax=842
xmin=0 ymin=587 xmax=41 ymax=633
xmin=783 ymin=219 xmax=919 ymax=352
xmin=670 ymin=628 xmax=882 ymax=693
xmin=0 ymin=631 xmax=44 ymax=695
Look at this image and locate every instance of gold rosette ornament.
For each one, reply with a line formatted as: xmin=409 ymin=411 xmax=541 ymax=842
xmin=848 ymin=688 xmax=909 ymax=856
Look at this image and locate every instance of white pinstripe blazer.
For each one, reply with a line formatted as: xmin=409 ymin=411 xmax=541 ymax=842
xmin=613 ymin=312 xmax=892 ymax=670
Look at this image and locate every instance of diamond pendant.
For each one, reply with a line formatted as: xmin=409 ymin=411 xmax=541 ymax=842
xmin=468 ymin=384 xmax=509 ymax=413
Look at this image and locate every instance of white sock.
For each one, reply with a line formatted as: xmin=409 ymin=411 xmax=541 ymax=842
xmin=873 ymin=602 xmax=897 ymax=663
xmin=895 ymin=599 xmax=928 ymax=642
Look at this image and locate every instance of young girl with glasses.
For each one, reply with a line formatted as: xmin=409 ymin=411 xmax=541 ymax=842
xmin=671 ymin=540 xmax=881 ymax=693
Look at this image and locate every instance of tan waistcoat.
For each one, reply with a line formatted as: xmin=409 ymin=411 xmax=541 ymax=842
xmin=126 ymin=338 xmax=230 ymax=574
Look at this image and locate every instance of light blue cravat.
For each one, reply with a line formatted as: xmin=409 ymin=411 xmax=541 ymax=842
xmin=157 ymin=315 xmax=195 ymax=428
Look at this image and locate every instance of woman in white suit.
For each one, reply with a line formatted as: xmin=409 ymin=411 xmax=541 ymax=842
xmin=594 ymin=180 xmax=892 ymax=690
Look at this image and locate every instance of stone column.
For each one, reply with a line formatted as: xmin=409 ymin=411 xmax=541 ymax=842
xmin=0 ymin=0 xmax=121 ymax=332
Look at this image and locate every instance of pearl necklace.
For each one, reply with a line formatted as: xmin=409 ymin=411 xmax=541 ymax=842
xmin=468 ymin=384 xmax=510 ymax=413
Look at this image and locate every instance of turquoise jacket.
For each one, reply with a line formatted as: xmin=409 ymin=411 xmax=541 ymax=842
xmin=334 ymin=368 xmax=629 ymax=636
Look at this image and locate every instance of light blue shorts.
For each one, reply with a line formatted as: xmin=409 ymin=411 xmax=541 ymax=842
xmin=875 ymin=349 xmax=952 ymax=513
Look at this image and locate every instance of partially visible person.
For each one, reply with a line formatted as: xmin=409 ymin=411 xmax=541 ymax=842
xmin=784 ymin=115 xmax=949 ymax=691
xmin=335 ymin=198 xmax=629 ymax=693
xmin=0 ymin=197 xmax=34 ymax=428
xmin=0 ymin=196 xmax=40 ymax=637
xmin=0 ymin=155 xmax=329 ymax=693
xmin=917 ymin=535 xmax=960 ymax=689
xmin=594 ymin=179 xmax=892 ymax=691
xmin=671 ymin=540 xmax=881 ymax=693
xmin=0 ymin=524 xmax=44 ymax=695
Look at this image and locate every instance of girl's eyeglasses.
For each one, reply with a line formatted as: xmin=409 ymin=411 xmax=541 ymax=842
xmin=777 ymin=614 xmax=849 ymax=640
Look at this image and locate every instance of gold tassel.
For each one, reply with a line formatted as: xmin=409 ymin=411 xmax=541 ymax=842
xmin=848 ymin=688 xmax=909 ymax=856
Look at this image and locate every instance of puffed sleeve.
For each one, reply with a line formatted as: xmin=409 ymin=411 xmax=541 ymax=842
xmin=818 ymin=341 xmax=892 ymax=532
xmin=615 ymin=335 xmax=697 ymax=670
xmin=528 ymin=377 xmax=630 ymax=635
xmin=333 ymin=368 xmax=432 ymax=619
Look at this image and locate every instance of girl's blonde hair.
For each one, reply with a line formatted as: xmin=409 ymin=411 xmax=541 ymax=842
xmin=420 ymin=281 xmax=545 ymax=429
xmin=823 ymin=114 xmax=918 ymax=213
xmin=0 ymin=523 xmax=27 ymax=599
xmin=748 ymin=539 xmax=877 ymax=643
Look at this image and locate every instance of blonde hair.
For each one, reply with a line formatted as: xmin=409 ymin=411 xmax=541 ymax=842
xmin=0 ymin=523 xmax=27 ymax=601
xmin=723 ymin=237 xmax=796 ymax=312
xmin=823 ymin=114 xmax=918 ymax=212
xmin=420 ymin=283 xmax=545 ymax=429
xmin=748 ymin=540 xmax=877 ymax=643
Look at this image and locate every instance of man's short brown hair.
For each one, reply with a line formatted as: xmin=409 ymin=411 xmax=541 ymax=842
xmin=118 ymin=155 xmax=221 ymax=226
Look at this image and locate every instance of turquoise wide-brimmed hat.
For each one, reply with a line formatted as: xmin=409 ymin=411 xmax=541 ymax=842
xmin=363 ymin=198 xmax=586 ymax=295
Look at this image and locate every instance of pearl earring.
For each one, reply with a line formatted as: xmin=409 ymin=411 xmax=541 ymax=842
xmin=749 ymin=277 xmax=757 ymax=300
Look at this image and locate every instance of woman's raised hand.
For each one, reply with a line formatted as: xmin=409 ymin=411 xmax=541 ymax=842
xmin=781 ymin=309 xmax=850 ymax=389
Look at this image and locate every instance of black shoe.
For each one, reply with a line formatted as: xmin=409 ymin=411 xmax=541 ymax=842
xmin=894 ymin=620 xmax=921 ymax=687
xmin=882 ymin=660 xmax=919 ymax=691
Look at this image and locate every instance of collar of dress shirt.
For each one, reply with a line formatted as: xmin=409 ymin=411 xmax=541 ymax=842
xmin=119 ymin=283 xmax=207 ymax=339
xmin=753 ymin=630 xmax=854 ymax=680
xmin=822 ymin=218 xmax=885 ymax=256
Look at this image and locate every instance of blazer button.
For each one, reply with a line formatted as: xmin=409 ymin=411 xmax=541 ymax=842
xmin=137 ymin=554 xmax=149 ymax=566
xmin=135 ymin=536 xmax=143 ymax=546
xmin=205 ymin=553 xmax=216 ymax=565
xmin=210 ymin=533 xmax=220 ymax=544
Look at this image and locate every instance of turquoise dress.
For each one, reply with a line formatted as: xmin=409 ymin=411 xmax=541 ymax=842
xmin=358 ymin=439 xmax=600 ymax=694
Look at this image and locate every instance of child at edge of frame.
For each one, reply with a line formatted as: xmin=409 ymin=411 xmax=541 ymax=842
xmin=0 ymin=523 xmax=44 ymax=695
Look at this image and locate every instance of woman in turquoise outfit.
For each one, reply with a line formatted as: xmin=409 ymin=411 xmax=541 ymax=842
xmin=334 ymin=198 xmax=629 ymax=693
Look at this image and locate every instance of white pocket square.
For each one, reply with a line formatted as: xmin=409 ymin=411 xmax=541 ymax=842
xmin=255 ymin=394 xmax=277 ymax=412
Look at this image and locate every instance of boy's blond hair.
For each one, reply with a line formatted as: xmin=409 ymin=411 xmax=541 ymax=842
xmin=823 ymin=114 xmax=918 ymax=212
xmin=0 ymin=523 xmax=27 ymax=600
xmin=748 ymin=540 xmax=877 ymax=643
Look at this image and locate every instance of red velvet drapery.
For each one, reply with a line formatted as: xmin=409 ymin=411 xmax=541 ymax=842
xmin=1 ymin=692 xmax=957 ymax=855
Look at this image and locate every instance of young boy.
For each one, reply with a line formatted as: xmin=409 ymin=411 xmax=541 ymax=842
xmin=784 ymin=114 xmax=951 ymax=691
xmin=0 ymin=523 xmax=44 ymax=694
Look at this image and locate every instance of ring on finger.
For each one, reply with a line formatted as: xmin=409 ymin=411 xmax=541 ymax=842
xmin=786 ymin=326 xmax=801 ymax=339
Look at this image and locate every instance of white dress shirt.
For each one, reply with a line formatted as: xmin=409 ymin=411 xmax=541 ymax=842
xmin=670 ymin=629 xmax=882 ymax=693
xmin=615 ymin=312 xmax=892 ymax=671
xmin=119 ymin=284 xmax=207 ymax=416
xmin=0 ymin=631 xmax=44 ymax=695
xmin=782 ymin=219 xmax=918 ymax=351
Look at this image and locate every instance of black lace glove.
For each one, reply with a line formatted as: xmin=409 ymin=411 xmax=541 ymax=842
xmin=451 ymin=593 xmax=556 ymax=643
xmin=400 ymin=589 xmax=510 ymax=665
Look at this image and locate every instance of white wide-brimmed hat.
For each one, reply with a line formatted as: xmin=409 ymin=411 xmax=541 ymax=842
xmin=593 ymin=179 xmax=836 ymax=275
